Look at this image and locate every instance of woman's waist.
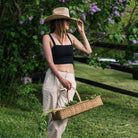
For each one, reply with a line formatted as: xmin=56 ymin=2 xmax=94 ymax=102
xmin=55 ymin=64 xmax=74 ymax=74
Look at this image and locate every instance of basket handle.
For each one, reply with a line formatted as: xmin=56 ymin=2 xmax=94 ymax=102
xmin=67 ymin=87 xmax=82 ymax=103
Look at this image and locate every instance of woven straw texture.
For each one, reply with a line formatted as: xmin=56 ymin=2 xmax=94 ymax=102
xmin=52 ymin=95 xmax=103 ymax=120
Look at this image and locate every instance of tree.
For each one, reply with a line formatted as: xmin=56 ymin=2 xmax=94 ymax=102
xmin=0 ymin=0 xmax=137 ymax=102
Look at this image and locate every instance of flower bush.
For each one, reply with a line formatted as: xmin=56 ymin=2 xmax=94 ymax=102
xmin=0 ymin=0 xmax=137 ymax=103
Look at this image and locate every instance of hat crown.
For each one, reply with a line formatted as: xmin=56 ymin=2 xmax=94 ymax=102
xmin=44 ymin=7 xmax=77 ymax=23
xmin=53 ymin=7 xmax=70 ymax=17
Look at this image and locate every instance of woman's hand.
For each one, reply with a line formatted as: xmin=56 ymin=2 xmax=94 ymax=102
xmin=60 ymin=78 xmax=72 ymax=90
xmin=77 ymin=19 xmax=84 ymax=33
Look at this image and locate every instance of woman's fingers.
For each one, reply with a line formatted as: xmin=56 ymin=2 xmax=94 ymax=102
xmin=67 ymin=80 xmax=72 ymax=90
xmin=77 ymin=19 xmax=83 ymax=22
xmin=61 ymin=78 xmax=72 ymax=90
xmin=77 ymin=19 xmax=84 ymax=32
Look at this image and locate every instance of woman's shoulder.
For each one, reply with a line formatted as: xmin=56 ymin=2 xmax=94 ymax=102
xmin=68 ymin=33 xmax=76 ymax=39
xmin=68 ymin=33 xmax=77 ymax=41
xmin=43 ymin=34 xmax=50 ymax=40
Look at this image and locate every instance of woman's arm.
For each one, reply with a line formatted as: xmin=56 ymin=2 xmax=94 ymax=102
xmin=69 ymin=19 xmax=92 ymax=54
xmin=43 ymin=34 xmax=72 ymax=90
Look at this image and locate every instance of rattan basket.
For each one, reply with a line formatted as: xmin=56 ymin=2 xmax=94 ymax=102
xmin=52 ymin=87 xmax=103 ymax=120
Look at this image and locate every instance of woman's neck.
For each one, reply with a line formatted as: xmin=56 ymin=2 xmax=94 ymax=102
xmin=53 ymin=31 xmax=67 ymax=45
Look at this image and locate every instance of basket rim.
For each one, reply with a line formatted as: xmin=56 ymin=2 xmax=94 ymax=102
xmin=52 ymin=95 xmax=102 ymax=112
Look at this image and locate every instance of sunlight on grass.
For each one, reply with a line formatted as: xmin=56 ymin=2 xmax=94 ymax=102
xmin=0 ymin=62 xmax=138 ymax=138
xmin=74 ymin=62 xmax=138 ymax=93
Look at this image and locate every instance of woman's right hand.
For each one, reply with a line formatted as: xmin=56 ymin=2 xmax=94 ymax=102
xmin=60 ymin=78 xmax=72 ymax=90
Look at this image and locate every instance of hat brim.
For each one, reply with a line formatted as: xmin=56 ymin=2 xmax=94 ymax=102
xmin=44 ymin=15 xmax=77 ymax=23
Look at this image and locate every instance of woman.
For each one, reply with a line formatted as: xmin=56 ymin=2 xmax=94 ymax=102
xmin=42 ymin=7 xmax=92 ymax=138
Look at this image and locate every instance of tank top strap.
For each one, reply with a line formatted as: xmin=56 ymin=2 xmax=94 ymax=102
xmin=49 ymin=34 xmax=56 ymax=46
xmin=67 ymin=34 xmax=73 ymax=45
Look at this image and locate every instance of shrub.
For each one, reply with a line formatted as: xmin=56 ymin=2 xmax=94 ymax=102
xmin=15 ymin=83 xmax=42 ymax=110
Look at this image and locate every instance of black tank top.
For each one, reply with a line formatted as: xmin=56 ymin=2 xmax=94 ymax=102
xmin=49 ymin=34 xmax=73 ymax=64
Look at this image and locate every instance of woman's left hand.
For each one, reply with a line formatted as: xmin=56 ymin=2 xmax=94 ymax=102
xmin=77 ymin=19 xmax=84 ymax=33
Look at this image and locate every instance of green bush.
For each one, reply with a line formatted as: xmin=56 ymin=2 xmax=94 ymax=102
xmin=15 ymin=83 xmax=42 ymax=110
xmin=0 ymin=0 xmax=137 ymax=103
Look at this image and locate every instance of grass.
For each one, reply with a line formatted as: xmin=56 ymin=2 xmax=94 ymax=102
xmin=0 ymin=62 xmax=138 ymax=138
xmin=74 ymin=62 xmax=138 ymax=93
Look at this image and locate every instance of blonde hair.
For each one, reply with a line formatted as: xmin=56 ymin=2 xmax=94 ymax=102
xmin=50 ymin=19 xmax=67 ymax=45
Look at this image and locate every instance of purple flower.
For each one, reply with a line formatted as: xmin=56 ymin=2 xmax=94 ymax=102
xmin=113 ymin=6 xmax=118 ymax=10
xmin=69 ymin=29 xmax=73 ymax=33
xmin=105 ymin=31 xmax=109 ymax=36
xmin=69 ymin=28 xmax=76 ymax=33
xmin=93 ymin=6 xmax=101 ymax=12
xmin=106 ymin=65 xmax=111 ymax=69
xmin=40 ymin=31 xmax=45 ymax=35
xmin=114 ymin=11 xmax=120 ymax=17
xmin=110 ymin=13 xmax=113 ymax=17
xmin=132 ymin=40 xmax=137 ymax=44
xmin=89 ymin=4 xmax=93 ymax=8
xmin=29 ymin=16 xmax=33 ymax=21
xmin=40 ymin=51 xmax=45 ymax=57
xmin=92 ymin=2 xmax=97 ymax=6
xmin=85 ymin=0 xmax=90 ymax=3
xmin=24 ymin=77 xmax=31 ymax=84
xmin=70 ymin=11 xmax=73 ymax=14
xmin=137 ymin=41 xmax=138 ymax=44
xmin=134 ymin=60 xmax=138 ymax=63
xmin=40 ymin=18 xmax=44 ymax=25
xmin=127 ymin=10 xmax=131 ymax=13
xmin=96 ymin=7 xmax=101 ymax=12
xmin=19 ymin=20 xmax=24 ymax=24
xmin=121 ymin=13 xmax=125 ymax=17
xmin=90 ymin=12 xmax=94 ymax=15
xmin=128 ymin=60 xmax=131 ymax=65
xmin=76 ymin=7 xmax=79 ymax=11
xmin=91 ymin=8 xmax=96 ymax=12
xmin=59 ymin=0 xmax=65 ymax=2
xmin=97 ymin=23 xmax=101 ymax=26
xmin=119 ymin=0 xmax=123 ymax=2
xmin=96 ymin=66 xmax=99 ymax=69
xmin=115 ymin=2 xmax=119 ymax=5
xmin=88 ymin=3 xmax=101 ymax=15
xmin=109 ymin=20 xmax=114 ymax=24
xmin=81 ymin=13 xmax=86 ymax=21
xmin=122 ymin=35 xmax=126 ymax=39
xmin=120 ymin=6 xmax=125 ymax=10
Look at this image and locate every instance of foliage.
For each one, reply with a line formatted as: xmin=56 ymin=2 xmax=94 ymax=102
xmin=15 ymin=82 xmax=41 ymax=110
xmin=65 ymin=94 xmax=98 ymax=107
xmin=36 ymin=110 xmax=53 ymax=137
xmin=87 ymin=53 xmax=112 ymax=69
xmin=0 ymin=0 xmax=137 ymax=103
xmin=65 ymin=100 xmax=78 ymax=107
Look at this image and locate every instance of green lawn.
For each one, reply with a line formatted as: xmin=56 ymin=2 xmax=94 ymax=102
xmin=0 ymin=62 xmax=138 ymax=138
xmin=74 ymin=62 xmax=138 ymax=93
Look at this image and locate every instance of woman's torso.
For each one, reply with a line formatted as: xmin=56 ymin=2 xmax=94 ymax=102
xmin=49 ymin=33 xmax=74 ymax=74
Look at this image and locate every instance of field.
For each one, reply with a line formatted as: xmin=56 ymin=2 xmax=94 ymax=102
xmin=0 ymin=62 xmax=138 ymax=138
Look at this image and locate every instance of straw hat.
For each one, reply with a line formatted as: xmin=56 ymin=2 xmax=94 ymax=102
xmin=44 ymin=7 xmax=77 ymax=23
